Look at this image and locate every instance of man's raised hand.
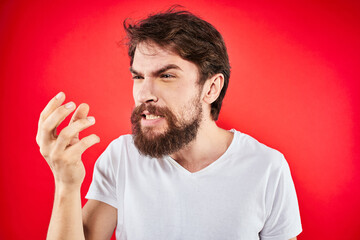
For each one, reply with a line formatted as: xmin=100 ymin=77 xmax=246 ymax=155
xmin=36 ymin=92 xmax=100 ymax=188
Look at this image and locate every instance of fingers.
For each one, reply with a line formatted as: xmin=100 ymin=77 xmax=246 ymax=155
xmin=39 ymin=101 xmax=77 ymax=144
xmin=67 ymin=134 xmax=100 ymax=156
xmin=69 ymin=103 xmax=90 ymax=125
xmin=54 ymin=117 xmax=96 ymax=151
xmin=39 ymin=92 xmax=66 ymax=124
xmin=68 ymin=103 xmax=90 ymax=145
xmin=36 ymin=93 xmax=99 ymax=163
xmin=37 ymin=92 xmax=66 ymax=144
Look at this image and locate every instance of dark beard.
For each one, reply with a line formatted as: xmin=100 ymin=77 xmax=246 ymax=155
xmin=130 ymin=103 xmax=202 ymax=159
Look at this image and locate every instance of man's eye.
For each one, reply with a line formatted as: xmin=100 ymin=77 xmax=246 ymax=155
xmin=132 ymin=75 xmax=143 ymax=80
xmin=161 ymin=74 xmax=174 ymax=78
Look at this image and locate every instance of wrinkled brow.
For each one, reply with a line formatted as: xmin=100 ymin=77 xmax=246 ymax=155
xmin=129 ymin=64 xmax=182 ymax=77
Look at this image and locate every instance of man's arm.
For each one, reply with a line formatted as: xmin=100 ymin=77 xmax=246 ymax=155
xmin=83 ymin=200 xmax=117 ymax=239
xmin=47 ymin=184 xmax=84 ymax=240
xmin=46 ymin=183 xmax=117 ymax=240
xmin=37 ymin=92 xmax=116 ymax=239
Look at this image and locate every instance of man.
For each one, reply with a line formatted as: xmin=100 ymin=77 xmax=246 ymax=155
xmin=36 ymin=8 xmax=302 ymax=240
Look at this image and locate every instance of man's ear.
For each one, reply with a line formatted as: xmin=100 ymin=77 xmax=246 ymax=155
xmin=202 ymin=73 xmax=224 ymax=104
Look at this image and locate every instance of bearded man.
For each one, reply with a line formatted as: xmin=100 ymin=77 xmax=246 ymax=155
xmin=37 ymin=8 xmax=302 ymax=240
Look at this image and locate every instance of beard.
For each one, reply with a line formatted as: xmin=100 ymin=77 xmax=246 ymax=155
xmin=130 ymin=99 xmax=202 ymax=159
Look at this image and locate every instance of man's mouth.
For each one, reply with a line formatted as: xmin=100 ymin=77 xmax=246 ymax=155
xmin=141 ymin=110 xmax=163 ymax=120
xmin=143 ymin=114 xmax=162 ymax=120
xmin=140 ymin=112 xmax=165 ymax=128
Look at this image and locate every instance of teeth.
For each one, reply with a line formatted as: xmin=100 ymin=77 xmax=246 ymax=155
xmin=145 ymin=114 xmax=161 ymax=120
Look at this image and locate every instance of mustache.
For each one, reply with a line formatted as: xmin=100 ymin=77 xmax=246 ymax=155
xmin=130 ymin=103 xmax=173 ymax=124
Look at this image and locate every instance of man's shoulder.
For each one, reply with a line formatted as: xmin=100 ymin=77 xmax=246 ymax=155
xmin=231 ymin=129 xmax=286 ymax=170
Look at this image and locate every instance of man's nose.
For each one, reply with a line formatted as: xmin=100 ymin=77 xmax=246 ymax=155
xmin=136 ymin=78 xmax=158 ymax=104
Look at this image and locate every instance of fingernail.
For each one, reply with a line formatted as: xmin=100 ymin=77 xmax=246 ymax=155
xmin=55 ymin=92 xmax=64 ymax=100
xmin=87 ymin=116 xmax=95 ymax=124
xmin=64 ymin=102 xmax=75 ymax=109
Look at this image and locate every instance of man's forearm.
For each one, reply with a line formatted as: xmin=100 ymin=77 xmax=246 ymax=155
xmin=47 ymin=183 xmax=85 ymax=240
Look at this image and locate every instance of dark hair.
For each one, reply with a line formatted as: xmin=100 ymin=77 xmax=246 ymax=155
xmin=124 ymin=6 xmax=230 ymax=120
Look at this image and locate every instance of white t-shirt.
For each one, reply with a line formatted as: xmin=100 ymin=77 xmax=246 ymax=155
xmin=86 ymin=129 xmax=302 ymax=240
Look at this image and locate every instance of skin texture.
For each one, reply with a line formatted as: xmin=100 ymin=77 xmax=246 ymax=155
xmin=37 ymin=42 xmax=298 ymax=239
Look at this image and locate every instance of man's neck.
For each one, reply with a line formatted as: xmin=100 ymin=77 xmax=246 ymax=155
xmin=170 ymin=120 xmax=234 ymax=173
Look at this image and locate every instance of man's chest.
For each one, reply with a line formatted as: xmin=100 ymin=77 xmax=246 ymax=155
xmin=119 ymin=173 xmax=266 ymax=239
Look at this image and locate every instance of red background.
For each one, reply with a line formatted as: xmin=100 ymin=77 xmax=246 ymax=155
xmin=0 ymin=0 xmax=359 ymax=239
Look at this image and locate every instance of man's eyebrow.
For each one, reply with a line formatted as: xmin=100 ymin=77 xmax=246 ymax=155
xmin=129 ymin=66 xmax=140 ymax=75
xmin=153 ymin=64 xmax=182 ymax=76
xmin=129 ymin=64 xmax=183 ymax=77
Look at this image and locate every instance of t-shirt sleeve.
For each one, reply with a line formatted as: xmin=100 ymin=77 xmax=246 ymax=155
xmin=259 ymin=157 xmax=302 ymax=240
xmin=85 ymin=139 xmax=120 ymax=209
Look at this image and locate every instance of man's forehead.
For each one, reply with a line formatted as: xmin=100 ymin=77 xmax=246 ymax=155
xmin=134 ymin=41 xmax=178 ymax=59
xmin=132 ymin=42 xmax=188 ymax=73
xmin=131 ymin=41 xmax=200 ymax=80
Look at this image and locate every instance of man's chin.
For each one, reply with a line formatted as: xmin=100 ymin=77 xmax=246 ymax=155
xmin=141 ymin=126 xmax=168 ymax=138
